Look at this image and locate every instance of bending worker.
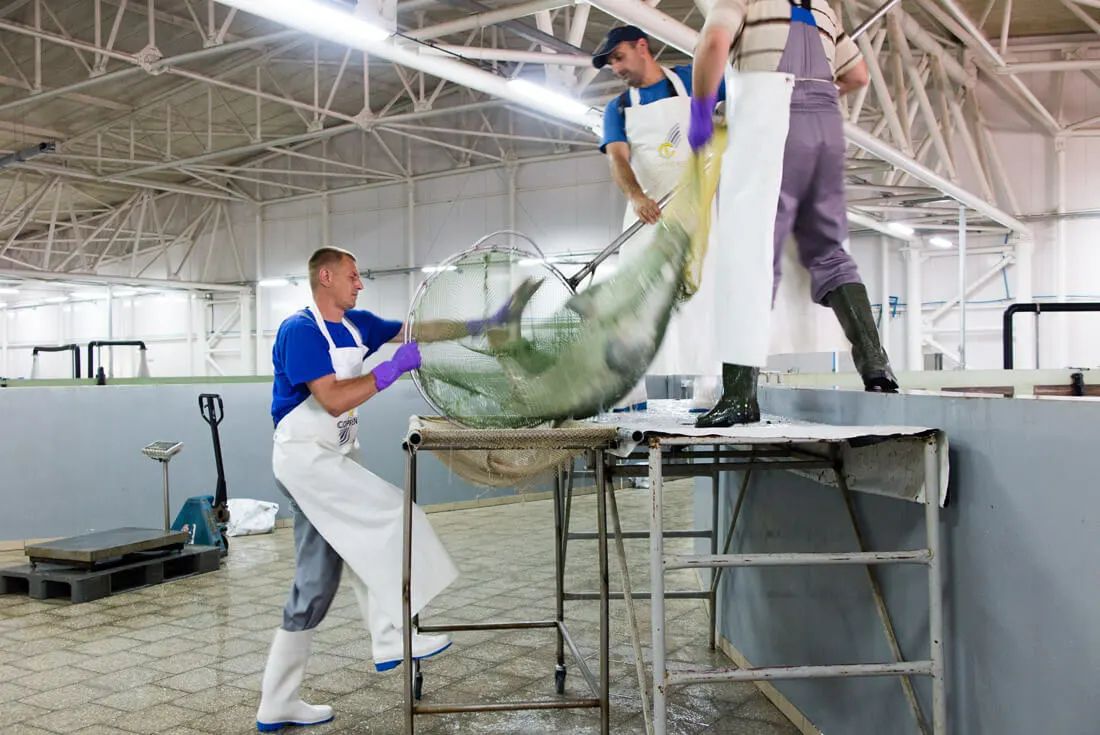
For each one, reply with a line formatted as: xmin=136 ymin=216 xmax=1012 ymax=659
xmin=592 ymin=25 xmax=725 ymax=411
xmin=689 ymin=0 xmax=899 ymax=427
xmin=257 ymin=246 xmax=512 ymax=731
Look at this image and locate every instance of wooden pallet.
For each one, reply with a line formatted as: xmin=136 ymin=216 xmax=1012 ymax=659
xmin=0 ymin=545 xmax=221 ymax=604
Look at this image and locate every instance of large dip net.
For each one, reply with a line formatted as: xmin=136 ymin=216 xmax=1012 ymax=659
xmin=406 ymin=132 xmax=725 ymax=488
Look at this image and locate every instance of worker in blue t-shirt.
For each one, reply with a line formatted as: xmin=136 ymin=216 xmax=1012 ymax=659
xmin=592 ymin=26 xmax=727 ymax=412
xmin=257 ymin=246 xmax=513 ymax=731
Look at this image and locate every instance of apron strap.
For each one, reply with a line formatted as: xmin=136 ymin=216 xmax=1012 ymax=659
xmin=662 ymin=66 xmax=688 ymax=98
xmin=307 ymin=304 xmax=365 ymax=352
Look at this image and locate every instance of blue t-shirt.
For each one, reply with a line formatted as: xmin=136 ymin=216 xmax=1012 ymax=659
xmin=271 ymin=308 xmax=403 ymax=426
xmin=600 ymin=64 xmax=727 ymax=153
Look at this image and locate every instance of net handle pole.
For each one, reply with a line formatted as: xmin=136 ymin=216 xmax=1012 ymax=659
xmin=567 ymin=189 xmax=677 ymax=290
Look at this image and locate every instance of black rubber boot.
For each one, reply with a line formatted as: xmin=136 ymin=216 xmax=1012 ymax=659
xmin=695 ymin=363 xmax=761 ymax=428
xmin=825 ymin=282 xmax=899 ymax=393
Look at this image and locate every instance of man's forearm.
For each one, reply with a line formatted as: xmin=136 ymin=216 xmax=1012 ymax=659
xmin=408 ymin=319 xmax=468 ymax=342
xmin=312 ymin=373 xmax=381 ymax=416
xmin=693 ymin=26 xmax=733 ymax=100
xmin=610 ymin=153 xmax=645 ymax=199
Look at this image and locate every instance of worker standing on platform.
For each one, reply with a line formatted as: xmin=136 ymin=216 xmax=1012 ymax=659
xmin=257 ymin=247 xmax=512 ymax=731
xmin=592 ymin=25 xmax=726 ymax=412
xmin=689 ymin=0 xmax=899 ymax=427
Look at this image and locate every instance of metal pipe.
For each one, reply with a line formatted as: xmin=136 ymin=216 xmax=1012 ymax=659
xmin=669 ymin=661 xmax=935 ymax=685
xmin=649 ymin=441 xmax=667 ymax=735
xmin=87 ymin=339 xmax=146 ymax=381
xmin=958 ymin=205 xmax=967 ymax=368
xmin=851 ymin=0 xmax=903 ymax=40
xmin=405 ymin=0 xmax=573 ymax=40
xmin=30 ymin=344 xmax=81 ymax=378
xmin=418 ymin=45 xmax=593 ymax=66
xmin=402 ymin=445 xmax=415 ymax=734
xmin=595 ymin=450 xmax=609 ymax=734
xmin=568 ymin=190 xmax=676 ymax=289
xmin=666 ymin=550 xmax=932 ymax=569
xmin=1002 ymin=302 xmax=1100 ymax=369
xmin=925 ymin=440 xmax=947 ymax=734
xmin=0 ymin=141 xmax=55 ymax=170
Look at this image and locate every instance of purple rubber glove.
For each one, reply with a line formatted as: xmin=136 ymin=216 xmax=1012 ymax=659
xmin=466 ymin=297 xmax=512 ymax=336
xmin=372 ymin=341 xmax=422 ymax=391
xmin=688 ymin=95 xmax=717 ymax=152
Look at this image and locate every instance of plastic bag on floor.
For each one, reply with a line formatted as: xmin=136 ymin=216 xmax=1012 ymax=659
xmin=226 ymin=498 xmax=280 ymax=537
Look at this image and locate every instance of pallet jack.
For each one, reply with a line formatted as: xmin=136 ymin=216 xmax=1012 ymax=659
xmin=170 ymin=394 xmax=231 ymax=555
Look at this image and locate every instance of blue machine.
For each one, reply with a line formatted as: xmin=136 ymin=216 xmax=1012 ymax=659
xmin=172 ymin=495 xmax=225 ymax=552
xmin=172 ymin=394 xmax=231 ymax=555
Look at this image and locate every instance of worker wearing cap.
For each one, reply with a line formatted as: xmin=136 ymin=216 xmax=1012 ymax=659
xmin=592 ymin=26 xmax=727 ymax=412
xmin=687 ymin=0 xmax=899 ymax=427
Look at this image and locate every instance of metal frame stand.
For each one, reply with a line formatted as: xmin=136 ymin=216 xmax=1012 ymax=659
xmin=646 ymin=436 xmax=948 ymax=735
xmin=561 ymin=447 xmax=722 ymax=649
xmin=401 ymin=424 xmax=617 ymax=735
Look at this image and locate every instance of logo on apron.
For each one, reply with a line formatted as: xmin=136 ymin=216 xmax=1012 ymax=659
xmin=658 ymin=123 xmax=682 ymax=160
xmin=337 ymin=415 xmax=358 ymax=445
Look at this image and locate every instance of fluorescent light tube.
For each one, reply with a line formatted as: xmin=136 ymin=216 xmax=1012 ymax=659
xmin=218 ymin=0 xmax=389 ymax=44
xmin=887 ymin=222 xmax=915 ymax=237
xmin=507 ymin=79 xmax=591 ymax=119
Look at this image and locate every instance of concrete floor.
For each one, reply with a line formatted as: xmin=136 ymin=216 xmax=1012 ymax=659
xmin=0 ymin=481 xmax=800 ymax=734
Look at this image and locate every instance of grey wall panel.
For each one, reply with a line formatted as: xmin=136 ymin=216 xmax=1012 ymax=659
xmin=0 ymin=381 xmax=528 ymax=541
xmin=697 ymin=387 xmax=1100 ymax=735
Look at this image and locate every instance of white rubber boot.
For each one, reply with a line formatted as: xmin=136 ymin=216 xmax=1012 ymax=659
xmin=348 ymin=572 xmax=452 ymax=673
xmin=256 ymin=629 xmax=334 ymax=732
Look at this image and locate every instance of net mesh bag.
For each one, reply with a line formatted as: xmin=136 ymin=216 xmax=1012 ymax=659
xmin=406 ymin=133 xmax=726 ymax=486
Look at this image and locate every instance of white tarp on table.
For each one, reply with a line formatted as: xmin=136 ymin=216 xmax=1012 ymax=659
xmin=597 ymin=400 xmax=949 ymax=507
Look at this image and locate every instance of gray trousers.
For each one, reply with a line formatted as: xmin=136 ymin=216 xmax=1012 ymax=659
xmin=278 ymin=483 xmax=343 ymax=632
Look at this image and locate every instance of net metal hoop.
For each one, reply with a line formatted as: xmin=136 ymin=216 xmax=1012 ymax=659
xmin=404 ymin=231 xmax=577 ymax=428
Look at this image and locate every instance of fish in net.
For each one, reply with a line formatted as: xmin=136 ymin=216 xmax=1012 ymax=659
xmin=406 ymin=134 xmax=725 ymax=487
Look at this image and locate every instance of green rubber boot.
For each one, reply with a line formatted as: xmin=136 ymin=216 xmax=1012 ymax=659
xmin=825 ymin=282 xmax=899 ymax=393
xmin=695 ymin=363 xmax=761 ymax=428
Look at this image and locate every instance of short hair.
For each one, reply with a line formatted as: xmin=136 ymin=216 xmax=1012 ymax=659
xmin=308 ymin=247 xmax=356 ymax=289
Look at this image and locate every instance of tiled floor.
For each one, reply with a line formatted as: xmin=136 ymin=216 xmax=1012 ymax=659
xmin=0 ymin=481 xmax=799 ymax=735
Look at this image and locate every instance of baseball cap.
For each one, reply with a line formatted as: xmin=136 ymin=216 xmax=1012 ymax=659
xmin=591 ymin=26 xmax=648 ymax=69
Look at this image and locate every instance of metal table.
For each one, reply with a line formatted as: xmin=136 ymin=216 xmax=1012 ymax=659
xmin=402 ymin=419 xmax=619 ymax=734
xmin=599 ymin=401 xmax=950 ymax=735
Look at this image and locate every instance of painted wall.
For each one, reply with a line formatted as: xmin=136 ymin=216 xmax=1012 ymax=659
xmin=0 ymin=379 xmax=534 ymax=542
xmin=697 ymin=386 xmax=1100 ymax=735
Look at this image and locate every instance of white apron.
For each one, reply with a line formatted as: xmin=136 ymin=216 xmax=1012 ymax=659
xmin=613 ymin=68 xmax=721 ymax=408
xmin=714 ymin=70 xmax=793 ymax=367
xmin=272 ymin=305 xmax=459 ymax=624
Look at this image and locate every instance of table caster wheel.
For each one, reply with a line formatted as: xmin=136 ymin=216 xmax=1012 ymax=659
xmin=555 ymin=665 xmax=566 ymax=695
xmin=414 ymin=671 xmax=424 ymax=700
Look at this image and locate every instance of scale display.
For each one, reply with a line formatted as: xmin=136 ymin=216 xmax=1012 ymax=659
xmin=141 ymin=441 xmax=183 ymax=461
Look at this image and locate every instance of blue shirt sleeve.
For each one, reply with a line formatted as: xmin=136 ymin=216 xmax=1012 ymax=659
xmin=600 ymin=97 xmax=627 ymax=153
xmin=674 ymin=64 xmax=726 ymax=102
xmin=347 ymin=310 xmax=403 ymax=354
xmin=280 ymin=315 xmax=336 ymax=387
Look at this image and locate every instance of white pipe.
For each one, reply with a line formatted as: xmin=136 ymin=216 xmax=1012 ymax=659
xmin=419 ymin=46 xmax=593 ymax=66
xmin=957 ymin=204 xmax=967 ymax=369
xmin=405 ymin=0 xmax=573 ymax=40
xmin=906 ymin=247 xmax=923 ymax=371
xmin=215 ymin=1 xmax=603 ymax=130
xmin=1055 ymin=138 xmax=1068 ymax=368
xmin=844 ymin=124 xmax=1030 ymax=234
xmin=880 ymin=236 xmax=891 ymax=356
xmin=0 ymin=268 xmax=249 ymax=292
xmin=254 ymin=205 xmax=264 ymax=375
